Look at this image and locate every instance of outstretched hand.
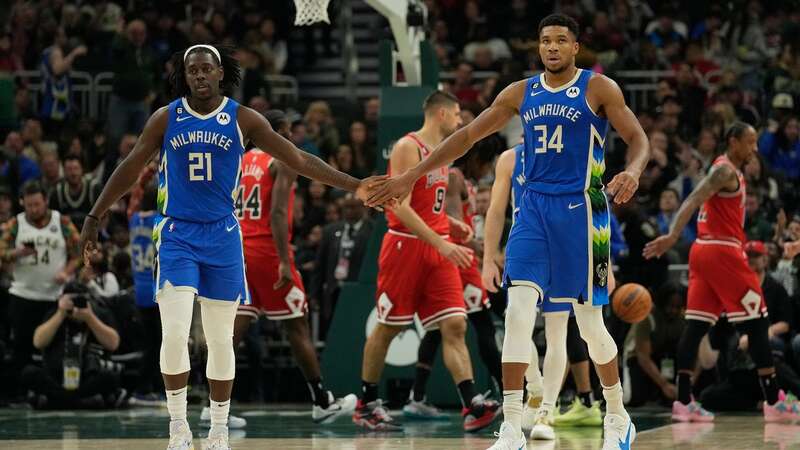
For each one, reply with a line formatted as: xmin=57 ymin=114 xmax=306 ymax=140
xmin=356 ymin=175 xmax=397 ymax=210
xmin=606 ymin=170 xmax=640 ymax=204
xmin=643 ymin=234 xmax=677 ymax=259
xmin=364 ymin=172 xmax=416 ymax=208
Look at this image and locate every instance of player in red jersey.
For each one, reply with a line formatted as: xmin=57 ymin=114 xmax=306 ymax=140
xmin=401 ymin=164 xmax=503 ymax=420
xmin=233 ymin=110 xmax=356 ymax=423
xmin=645 ymin=122 xmax=800 ymax=423
xmin=353 ymin=91 xmax=499 ymax=432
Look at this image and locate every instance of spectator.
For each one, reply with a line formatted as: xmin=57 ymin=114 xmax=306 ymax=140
xmin=694 ymin=128 xmax=718 ymax=168
xmin=21 ymin=118 xmax=46 ymax=164
xmin=48 ymin=155 xmax=99 ymax=230
xmin=0 ymin=32 xmax=22 ymax=73
xmin=473 ymin=184 xmax=491 ymax=241
xmin=150 ymin=13 xmax=188 ymax=69
xmin=773 ymin=216 xmax=800 ymax=297
xmin=2 ymin=131 xmax=41 ymax=186
xmin=347 ymin=121 xmax=375 ymax=178
xmin=654 ymin=188 xmax=695 ymax=260
xmin=331 ymin=144 xmax=353 ymax=174
xmin=95 ymin=133 xmax=136 ymax=185
xmin=79 ymin=245 xmax=119 ymax=299
xmin=23 ymin=282 xmax=122 ymax=409
xmin=645 ymin=12 xmax=687 ymax=48
xmin=745 ymin=241 xmax=795 ymax=361
xmin=38 ymin=149 xmax=62 ymax=196
xmin=758 ymin=116 xmax=800 ymax=181
xmin=233 ymin=47 xmax=270 ymax=106
xmin=38 ymin=24 xmax=86 ymax=139
xmin=255 ymin=18 xmax=287 ymax=74
xmin=304 ymin=101 xmax=339 ymax=159
xmin=450 ymin=62 xmax=481 ymax=107
xmin=247 ymin=96 xmax=271 ymax=117
xmin=107 ymin=19 xmax=157 ymax=151
xmin=1 ymin=181 xmax=80 ymax=377
xmin=0 ymin=185 xmax=13 ymax=223
xmin=304 ymin=180 xmax=328 ymax=230
xmin=290 ymin=120 xmax=321 ymax=158
xmin=668 ymin=150 xmax=704 ymax=201
xmin=311 ymin=194 xmax=374 ymax=340
xmin=744 ymin=192 xmax=776 ymax=242
xmin=625 ymin=283 xmax=687 ymax=406
xmin=295 ymin=224 xmax=323 ymax=289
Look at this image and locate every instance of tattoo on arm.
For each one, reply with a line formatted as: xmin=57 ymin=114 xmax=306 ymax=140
xmin=299 ymin=152 xmax=361 ymax=192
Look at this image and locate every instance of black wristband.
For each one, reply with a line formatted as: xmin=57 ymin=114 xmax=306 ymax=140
xmin=86 ymin=214 xmax=100 ymax=222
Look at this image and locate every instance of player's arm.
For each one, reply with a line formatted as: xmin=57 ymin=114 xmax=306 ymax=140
xmin=643 ymin=164 xmax=738 ymax=259
xmin=82 ymin=107 xmax=167 ymax=264
xmin=482 ymin=149 xmax=514 ymax=292
xmin=387 ymin=139 xmax=472 ymax=269
xmin=238 ymin=107 xmax=386 ymax=201
xmin=270 ymin=160 xmax=297 ymax=289
xmin=446 ymin=169 xmax=473 ymax=243
xmin=57 ymin=215 xmax=82 ymax=282
xmin=366 ymin=81 xmax=525 ymax=206
xmin=591 ymin=75 xmax=650 ymax=204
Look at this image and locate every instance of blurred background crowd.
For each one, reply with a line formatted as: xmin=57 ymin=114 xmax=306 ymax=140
xmin=0 ymin=0 xmax=799 ymax=413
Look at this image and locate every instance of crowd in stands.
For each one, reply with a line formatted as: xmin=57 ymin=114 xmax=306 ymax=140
xmin=0 ymin=0 xmax=799 ymax=411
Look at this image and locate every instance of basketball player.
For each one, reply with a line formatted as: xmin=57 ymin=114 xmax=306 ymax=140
xmin=353 ymin=91 xmax=500 ymax=432
xmin=366 ymin=14 xmax=648 ymax=450
xmin=644 ymin=122 xmax=800 ymax=423
xmin=403 ymin=164 xmax=503 ymax=421
xmin=80 ymin=44 xmax=386 ymax=450
xmin=232 ymin=109 xmax=356 ymax=423
xmin=483 ymin=144 xmax=606 ymax=442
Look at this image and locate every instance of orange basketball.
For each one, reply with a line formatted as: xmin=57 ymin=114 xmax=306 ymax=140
xmin=612 ymin=283 xmax=653 ymax=324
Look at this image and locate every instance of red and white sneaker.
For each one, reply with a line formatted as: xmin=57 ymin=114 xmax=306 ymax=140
xmin=764 ymin=390 xmax=800 ymax=423
xmin=672 ymin=399 xmax=714 ymax=422
xmin=352 ymin=399 xmax=403 ymax=431
xmin=462 ymin=394 xmax=501 ymax=432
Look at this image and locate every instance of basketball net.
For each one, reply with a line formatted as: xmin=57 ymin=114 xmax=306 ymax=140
xmin=293 ymin=0 xmax=331 ymax=26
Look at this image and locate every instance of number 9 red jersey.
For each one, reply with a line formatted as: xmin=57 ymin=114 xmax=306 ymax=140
xmin=386 ymin=133 xmax=450 ymax=236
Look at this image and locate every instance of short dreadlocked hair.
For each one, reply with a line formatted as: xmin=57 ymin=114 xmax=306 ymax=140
xmin=168 ymin=45 xmax=241 ymax=98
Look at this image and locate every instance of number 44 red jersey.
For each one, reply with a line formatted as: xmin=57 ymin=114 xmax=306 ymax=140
xmin=385 ymin=133 xmax=450 ymax=235
xmin=236 ymin=149 xmax=295 ymax=244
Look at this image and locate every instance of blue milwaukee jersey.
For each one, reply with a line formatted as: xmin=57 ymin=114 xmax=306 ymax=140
xmin=518 ymin=69 xmax=609 ymax=195
xmin=158 ymin=97 xmax=245 ymax=222
xmin=510 ymin=143 xmax=525 ymax=211
xmin=129 ymin=211 xmax=156 ymax=308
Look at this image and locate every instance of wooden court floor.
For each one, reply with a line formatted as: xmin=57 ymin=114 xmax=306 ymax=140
xmin=1 ymin=406 xmax=798 ymax=449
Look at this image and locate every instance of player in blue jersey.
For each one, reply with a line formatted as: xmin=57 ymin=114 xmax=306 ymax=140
xmin=367 ymin=14 xmax=649 ymax=450
xmin=80 ymin=44 xmax=386 ymax=450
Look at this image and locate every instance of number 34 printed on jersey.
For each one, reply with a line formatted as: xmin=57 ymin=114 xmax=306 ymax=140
xmin=534 ymin=125 xmax=564 ymax=154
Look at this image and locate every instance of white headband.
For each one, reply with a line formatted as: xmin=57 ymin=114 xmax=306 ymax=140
xmin=184 ymin=44 xmax=221 ymax=63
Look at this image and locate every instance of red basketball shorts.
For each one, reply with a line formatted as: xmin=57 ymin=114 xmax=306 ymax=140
xmin=686 ymin=239 xmax=766 ymax=324
xmin=376 ymin=231 xmax=466 ymax=329
xmin=459 ymin=260 xmax=490 ymax=314
xmin=238 ymin=241 xmax=307 ymax=321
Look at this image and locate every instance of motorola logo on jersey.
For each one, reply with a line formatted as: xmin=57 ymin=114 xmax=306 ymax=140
xmin=566 ymin=86 xmax=580 ymax=98
xmin=216 ymin=112 xmax=231 ymax=125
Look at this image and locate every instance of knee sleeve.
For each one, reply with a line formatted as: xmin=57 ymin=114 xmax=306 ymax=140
xmin=200 ymin=298 xmax=239 ymax=380
xmin=502 ymin=286 xmax=538 ymax=363
xmin=543 ymin=312 xmax=569 ymax=406
xmin=574 ymin=303 xmax=617 ymax=365
xmin=417 ymin=330 xmax=442 ymax=367
xmin=158 ymin=288 xmax=195 ymax=375
xmin=677 ymin=319 xmax=712 ymax=371
xmin=736 ymin=317 xmax=774 ymax=369
xmin=566 ymin=316 xmax=589 ymax=363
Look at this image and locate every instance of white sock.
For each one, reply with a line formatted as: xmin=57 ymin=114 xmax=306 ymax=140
xmin=602 ymin=382 xmax=628 ymax=418
xmin=166 ymin=387 xmax=187 ymax=422
xmin=525 ymin=342 xmax=543 ymax=400
xmin=503 ymin=390 xmax=524 ymax=435
xmin=209 ymin=398 xmax=231 ymax=429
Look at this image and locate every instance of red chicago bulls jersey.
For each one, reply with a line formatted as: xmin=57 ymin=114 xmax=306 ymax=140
xmin=236 ymin=149 xmax=295 ymax=243
xmin=386 ymin=133 xmax=450 ymax=235
xmin=697 ymin=155 xmax=746 ymax=244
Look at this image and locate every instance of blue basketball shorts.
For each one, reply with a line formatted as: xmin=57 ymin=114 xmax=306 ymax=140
xmin=153 ymin=213 xmax=249 ymax=304
xmin=504 ymin=189 xmax=611 ymax=310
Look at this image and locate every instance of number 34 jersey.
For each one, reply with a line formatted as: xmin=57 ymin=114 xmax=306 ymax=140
xmin=519 ymin=69 xmax=609 ymax=195
xmin=159 ymin=97 xmax=246 ymax=222
xmin=385 ymin=132 xmax=450 ymax=235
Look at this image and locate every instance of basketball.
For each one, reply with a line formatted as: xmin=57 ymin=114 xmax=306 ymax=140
xmin=612 ymin=283 xmax=653 ymax=324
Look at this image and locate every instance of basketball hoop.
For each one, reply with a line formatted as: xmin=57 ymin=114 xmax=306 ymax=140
xmin=293 ymin=0 xmax=331 ymax=26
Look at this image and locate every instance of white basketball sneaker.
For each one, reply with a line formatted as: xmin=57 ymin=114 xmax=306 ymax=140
xmin=203 ymin=427 xmax=230 ymax=450
xmin=602 ymin=413 xmax=636 ymax=450
xmin=521 ymin=395 xmax=542 ymax=433
xmin=487 ymin=421 xmax=527 ymax=450
xmin=166 ymin=420 xmax=194 ymax=450
xmin=312 ymin=392 xmax=358 ymax=424
xmin=531 ymin=407 xmax=556 ymax=440
xmin=200 ymin=407 xmax=247 ymax=429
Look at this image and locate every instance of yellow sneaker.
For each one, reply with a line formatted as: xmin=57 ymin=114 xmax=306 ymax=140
xmin=553 ymin=399 xmax=602 ymax=427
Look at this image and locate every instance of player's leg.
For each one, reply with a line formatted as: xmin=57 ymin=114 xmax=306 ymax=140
xmin=232 ymin=312 xmax=255 ymax=347
xmin=522 ymin=332 xmax=544 ymax=433
xmin=404 ymin=329 xmax=446 ymax=420
xmin=468 ymin=307 xmax=503 ymax=393
xmin=530 ymin=310 xmax=567 ymax=440
xmin=353 ymin=321 xmax=405 ymax=430
xmin=555 ymin=316 xmax=602 ymax=427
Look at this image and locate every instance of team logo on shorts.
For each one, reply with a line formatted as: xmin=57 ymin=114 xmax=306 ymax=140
xmin=566 ymin=86 xmax=580 ymax=98
xmin=216 ymin=112 xmax=231 ymax=125
xmin=595 ymin=261 xmax=608 ymax=287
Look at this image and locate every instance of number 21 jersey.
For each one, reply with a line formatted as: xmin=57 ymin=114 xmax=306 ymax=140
xmin=519 ymin=69 xmax=609 ymax=195
xmin=159 ymin=97 xmax=245 ymax=222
